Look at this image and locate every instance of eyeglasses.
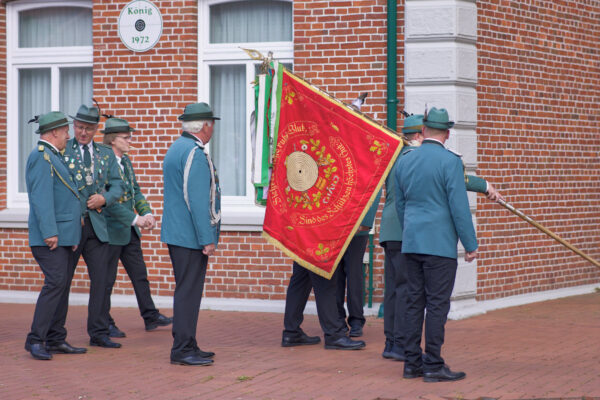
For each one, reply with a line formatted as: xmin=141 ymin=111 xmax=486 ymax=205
xmin=74 ymin=124 xmax=97 ymax=134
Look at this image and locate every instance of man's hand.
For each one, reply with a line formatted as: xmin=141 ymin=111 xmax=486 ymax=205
xmin=202 ymin=243 xmax=216 ymax=256
xmin=485 ymin=183 xmax=504 ymax=202
xmin=465 ymin=250 xmax=478 ymax=262
xmin=87 ymin=194 xmax=106 ymax=210
xmin=144 ymin=214 xmax=156 ymax=230
xmin=44 ymin=236 xmax=58 ymax=251
xmin=135 ymin=215 xmax=148 ymax=228
xmin=72 ymin=245 xmax=78 ymax=252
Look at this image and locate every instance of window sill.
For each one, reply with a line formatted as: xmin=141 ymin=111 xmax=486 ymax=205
xmin=0 ymin=208 xmax=29 ymax=229
xmin=0 ymin=206 xmax=266 ymax=232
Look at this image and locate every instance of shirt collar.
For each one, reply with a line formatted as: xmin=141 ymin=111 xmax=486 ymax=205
xmin=422 ymin=138 xmax=445 ymax=147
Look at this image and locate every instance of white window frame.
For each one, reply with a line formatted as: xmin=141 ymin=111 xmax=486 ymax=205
xmin=5 ymin=0 xmax=93 ymax=211
xmin=198 ymin=0 xmax=293 ymax=230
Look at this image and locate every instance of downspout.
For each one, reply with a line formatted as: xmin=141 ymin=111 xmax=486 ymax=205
xmin=377 ymin=0 xmax=398 ymax=317
xmin=386 ymin=0 xmax=398 ymax=130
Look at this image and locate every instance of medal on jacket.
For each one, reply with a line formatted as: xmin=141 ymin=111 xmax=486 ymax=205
xmin=85 ymin=173 xmax=93 ymax=186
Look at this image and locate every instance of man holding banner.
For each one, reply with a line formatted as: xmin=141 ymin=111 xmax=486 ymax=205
xmin=395 ymin=108 xmax=477 ymax=382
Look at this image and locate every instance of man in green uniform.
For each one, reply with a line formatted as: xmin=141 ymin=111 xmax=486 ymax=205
xmin=101 ymin=117 xmax=172 ymax=337
xmin=24 ymin=112 xmax=86 ymax=360
xmin=62 ymin=105 xmax=124 ymax=348
xmin=395 ymin=108 xmax=479 ymax=382
xmin=381 ymin=113 xmax=502 ymax=361
xmin=162 ymin=103 xmax=221 ymax=366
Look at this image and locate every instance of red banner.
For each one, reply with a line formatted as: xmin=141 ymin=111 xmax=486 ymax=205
xmin=262 ymin=69 xmax=402 ymax=279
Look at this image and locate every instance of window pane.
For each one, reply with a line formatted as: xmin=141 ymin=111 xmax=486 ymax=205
xmin=19 ymin=7 xmax=92 ymax=47
xmin=210 ymin=65 xmax=246 ymax=196
xmin=19 ymin=69 xmax=51 ymax=192
xmin=210 ymin=0 xmax=292 ymax=44
xmin=60 ymin=67 xmax=93 ymax=137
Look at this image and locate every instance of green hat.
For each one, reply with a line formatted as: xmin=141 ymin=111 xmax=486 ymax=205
xmin=100 ymin=117 xmax=135 ymax=134
xmin=32 ymin=111 xmax=71 ymax=134
xmin=70 ymin=104 xmax=100 ymax=124
xmin=423 ymin=107 xmax=454 ymax=130
xmin=402 ymin=114 xmax=424 ymax=134
xmin=178 ymin=102 xmax=220 ymax=121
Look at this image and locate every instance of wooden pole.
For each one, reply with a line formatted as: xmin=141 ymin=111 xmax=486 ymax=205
xmin=497 ymin=198 xmax=600 ymax=269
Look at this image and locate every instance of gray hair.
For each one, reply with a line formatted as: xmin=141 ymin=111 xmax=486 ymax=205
xmin=182 ymin=119 xmax=213 ymax=134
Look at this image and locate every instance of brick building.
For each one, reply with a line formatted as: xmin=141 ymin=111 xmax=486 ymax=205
xmin=0 ymin=0 xmax=598 ymax=316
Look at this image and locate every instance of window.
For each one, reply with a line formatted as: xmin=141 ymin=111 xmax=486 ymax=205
xmin=6 ymin=1 xmax=93 ymax=207
xmin=199 ymin=0 xmax=293 ymax=228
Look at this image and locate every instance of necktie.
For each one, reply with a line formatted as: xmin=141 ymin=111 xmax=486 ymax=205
xmin=120 ymin=158 xmax=129 ymax=178
xmin=83 ymin=144 xmax=91 ymax=168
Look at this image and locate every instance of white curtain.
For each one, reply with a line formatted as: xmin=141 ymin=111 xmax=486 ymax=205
xmin=60 ymin=67 xmax=94 ymax=138
xmin=18 ymin=69 xmax=51 ymax=193
xmin=210 ymin=65 xmax=246 ymax=196
xmin=209 ymin=0 xmax=292 ymax=43
xmin=19 ymin=7 xmax=92 ymax=47
xmin=17 ymin=66 xmax=93 ymax=193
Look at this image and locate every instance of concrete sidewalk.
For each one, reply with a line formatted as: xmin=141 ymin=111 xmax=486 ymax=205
xmin=0 ymin=293 xmax=598 ymax=400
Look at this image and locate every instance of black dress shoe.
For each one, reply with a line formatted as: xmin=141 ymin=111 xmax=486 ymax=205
xmin=145 ymin=313 xmax=173 ymax=331
xmin=46 ymin=341 xmax=87 ymax=354
xmin=27 ymin=343 xmax=52 ymax=360
xmin=109 ymin=324 xmax=126 ymax=338
xmin=403 ymin=366 xmax=424 ymax=379
xmin=171 ymin=354 xmax=214 ymax=366
xmin=381 ymin=340 xmax=392 ymax=358
xmin=349 ymin=325 xmax=363 ymax=337
xmin=196 ymin=348 xmax=215 ymax=358
xmin=282 ymin=332 xmax=321 ymax=347
xmin=382 ymin=343 xmax=405 ymax=361
xmin=324 ymin=336 xmax=365 ymax=350
xmin=423 ymin=365 xmax=466 ymax=382
xmin=90 ymin=336 xmax=122 ymax=348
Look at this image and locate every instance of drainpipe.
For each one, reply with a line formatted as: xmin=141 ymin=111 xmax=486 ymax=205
xmin=386 ymin=0 xmax=398 ymax=131
xmin=377 ymin=0 xmax=398 ymax=318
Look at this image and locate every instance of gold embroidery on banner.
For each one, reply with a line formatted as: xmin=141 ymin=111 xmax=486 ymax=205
xmin=270 ymin=121 xmax=356 ymax=230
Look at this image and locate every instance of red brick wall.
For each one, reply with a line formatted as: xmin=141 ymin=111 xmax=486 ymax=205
xmin=476 ymin=0 xmax=600 ymax=300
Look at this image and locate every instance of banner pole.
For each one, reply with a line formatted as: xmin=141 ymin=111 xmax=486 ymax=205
xmin=497 ymin=199 xmax=600 ymax=269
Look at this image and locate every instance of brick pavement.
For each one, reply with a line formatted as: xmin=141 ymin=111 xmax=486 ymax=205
xmin=0 ymin=293 xmax=599 ymax=400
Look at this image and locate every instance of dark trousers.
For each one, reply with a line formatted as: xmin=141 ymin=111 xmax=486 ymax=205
xmin=402 ymin=253 xmax=457 ymax=372
xmin=168 ymin=244 xmax=208 ymax=358
xmin=66 ymin=216 xmax=110 ymax=340
xmin=105 ymin=228 xmax=159 ymax=326
xmin=335 ymin=235 xmax=369 ymax=330
xmin=27 ymin=246 xmax=77 ymax=345
xmin=382 ymin=241 xmax=407 ymax=349
xmin=283 ymin=262 xmax=346 ymax=342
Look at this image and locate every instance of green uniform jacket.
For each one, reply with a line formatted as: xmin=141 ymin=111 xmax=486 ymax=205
xmin=105 ymin=154 xmax=152 ymax=246
xmin=26 ymin=141 xmax=81 ymax=247
xmin=394 ymin=140 xmax=478 ymax=258
xmin=379 ymin=146 xmax=488 ymax=244
xmin=161 ymin=133 xmax=221 ymax=250
xmin=63 ymin=138 xmax=124 ymax=243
